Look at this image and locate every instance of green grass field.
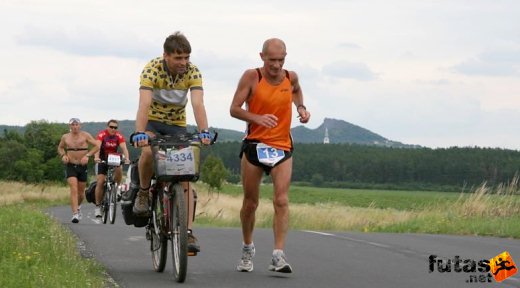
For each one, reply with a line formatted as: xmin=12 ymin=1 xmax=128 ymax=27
xmin=218 ymin=183 xmax=461 ymax=209
xmin=199 ymin=183 xmax=520 ymax=237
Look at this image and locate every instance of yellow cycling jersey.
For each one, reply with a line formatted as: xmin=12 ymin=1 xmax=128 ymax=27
xmin=139 ymin=57 xmax=203 ymax=126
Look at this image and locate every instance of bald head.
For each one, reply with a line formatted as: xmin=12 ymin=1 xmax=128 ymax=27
xmin=262 ymin=38 xmax=287 ymax=54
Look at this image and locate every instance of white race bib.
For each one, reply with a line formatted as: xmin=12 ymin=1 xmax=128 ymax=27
xmin=165 ymin=146 xmax=196 ymax=175
xmin=256 ymin=143 xmax=285 ymax=167
xmin=107 ymin=153 xmax=121 ymax=167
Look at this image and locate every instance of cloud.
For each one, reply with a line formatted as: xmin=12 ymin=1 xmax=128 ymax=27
xmin=479 ymin=48 xmax=520 ymax=63
xmin=337 ymin=42 xmax=362 ymax=49
xmin=195 ymin=50 xmax=255 ymax=82
xmin=452 ymin=47 xmax=520 ymax=76
xmin=15 ymin=25 xmax=155 ymax=59
xmin=322 ymin=60 xmax=377 ymax=81
xmin=453 ymin=59 xmax=517 ymax=76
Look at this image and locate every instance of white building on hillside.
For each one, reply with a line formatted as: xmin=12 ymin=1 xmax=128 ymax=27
xmin=324 ymin=127 xmax=330 ymax=144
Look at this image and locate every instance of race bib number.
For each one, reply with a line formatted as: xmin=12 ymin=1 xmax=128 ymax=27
xmin=256 ymin=143 xmax=285 ymax=167
xmin=107 ymin=153 xmax=121 ymax=166
xmin=165 ymin=146 xmax=196 ymax=175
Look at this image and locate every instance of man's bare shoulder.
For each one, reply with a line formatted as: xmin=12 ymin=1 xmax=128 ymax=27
xmin=80 ymin=131 xmax=94 ymax=138
xmin=241 ymin=69 xmax=259 ymax=83
xmin=287 ymin=70 xmax=299 ymax=81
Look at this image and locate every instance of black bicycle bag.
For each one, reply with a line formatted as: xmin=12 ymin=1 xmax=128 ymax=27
xmin=121 ymin=159 xmax=148 ymax=227
xmin=84 ymin=181 xmax=97 ymax=204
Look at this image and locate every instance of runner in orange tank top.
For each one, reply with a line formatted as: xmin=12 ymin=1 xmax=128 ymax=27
xmin=230 ymin=38 xmax=311 ymax=273
xmin=245 ymin=68 xmax=293 ymax=150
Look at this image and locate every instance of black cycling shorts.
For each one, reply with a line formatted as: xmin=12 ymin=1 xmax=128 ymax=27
xmin=239 ymin=140 xmax=292 ymax=175
xmin=146 ymin=120 xmax=187 ymax=136
xmin=65 ymin=163 xmax=88 ymax=182
xmin=96 ymin=162 xmax=109 ymax=175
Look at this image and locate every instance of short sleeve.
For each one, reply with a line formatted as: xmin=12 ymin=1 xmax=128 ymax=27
xmin=140 ymin=62 xmax=156 ymax=90
xmin=117 ymin=132 xmax=126 ymax=143
xmin=188 ymin=65 xmax=203 ymax=89
xmin=96 ymin=131 xmax=105 ymax=141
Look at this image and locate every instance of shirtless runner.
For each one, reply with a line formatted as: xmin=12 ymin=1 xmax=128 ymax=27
xmin=57 ymin=118 xmax=99 ymax=223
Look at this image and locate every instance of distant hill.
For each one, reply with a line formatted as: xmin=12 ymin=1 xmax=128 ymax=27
xmin=0 ymin=118 xmax=417 ymax=148
xmin=0 ymin=121 xmax=245 ymax=143
xmin=291 ymin=118 xmax=418 ymax=148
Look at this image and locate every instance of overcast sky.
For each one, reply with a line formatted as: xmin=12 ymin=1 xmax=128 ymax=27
xmin=1 ymin=0 xmax=519 ymax=149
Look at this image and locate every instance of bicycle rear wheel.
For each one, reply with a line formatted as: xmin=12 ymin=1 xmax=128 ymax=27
xmin=109 ymin=183 xmax=117 ymax=224
xmin=170 ymin=183 xmax=188 ymax=282
xmin=151 ymin=187 xmax=167 ymax=272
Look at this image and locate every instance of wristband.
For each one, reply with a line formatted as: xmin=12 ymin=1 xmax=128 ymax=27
xmin=297 ymin=104 xmax=306 ymax=110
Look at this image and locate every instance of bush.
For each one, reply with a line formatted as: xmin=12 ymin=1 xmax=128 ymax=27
xmin=201 ymin=155 xmax=229 ymax=191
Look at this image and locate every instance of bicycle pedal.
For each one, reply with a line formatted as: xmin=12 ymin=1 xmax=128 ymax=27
xmin=188 ymin=251 xmax=197 ymax=256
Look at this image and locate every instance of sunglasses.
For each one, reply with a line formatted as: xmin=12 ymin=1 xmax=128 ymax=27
xmin=109 ymin=126 xmax=118 ymax=129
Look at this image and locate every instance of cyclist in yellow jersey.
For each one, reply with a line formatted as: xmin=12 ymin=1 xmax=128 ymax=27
xmin=132 ymin=32 xmax=212 ymax=253
xmin=230 ymin=38 xmax=311 ymax=273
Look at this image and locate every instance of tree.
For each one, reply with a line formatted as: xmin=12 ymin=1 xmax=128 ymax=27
xmin=0 ymin=121 xmax=67 ymax=182
xmin=200 ymin=155 xmax=229 ymax=191
xmin=24 ymin=120 xmax=67 ymax=161
xmin=2 ymin=129 xmax=23 ymax=142
xmin=0 ymin=140 xmax=27 ymax=180
xmin=13 ymin=148 xmax=45 ymax=182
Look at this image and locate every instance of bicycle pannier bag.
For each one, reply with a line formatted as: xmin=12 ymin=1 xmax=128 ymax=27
xmin=84 ymin=181 xmax=97 ymax=204
xmin=121 ymin=159 xmax=148 ymax=227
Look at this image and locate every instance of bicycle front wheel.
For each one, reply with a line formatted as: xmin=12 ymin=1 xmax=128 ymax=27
xmin=151 ymin=187 xmax=167 ymax=272
xmin=109 ymin=183 xmax=117 ymax=224
xmin=170 ymin=183 xmax=188 ymax=283
xmin=102 ymin=184 xmax=109 ymax=224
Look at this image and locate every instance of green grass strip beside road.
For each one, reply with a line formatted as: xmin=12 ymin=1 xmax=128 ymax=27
xmin=0 ymin=203 xmax=106 ymax=288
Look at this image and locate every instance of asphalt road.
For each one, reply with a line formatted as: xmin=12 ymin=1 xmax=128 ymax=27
xmin=48 ymin=205 xmax=520 ymax=288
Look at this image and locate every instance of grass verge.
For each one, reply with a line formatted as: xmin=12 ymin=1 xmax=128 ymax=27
xmin=0 ymin=181 xmax=108 ymax=287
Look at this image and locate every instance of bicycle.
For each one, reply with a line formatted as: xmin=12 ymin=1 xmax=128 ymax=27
xmin=145 ymin=132 xmax=216 ymax=283
xmin=99 ymin=153 xmax=124 ymax=224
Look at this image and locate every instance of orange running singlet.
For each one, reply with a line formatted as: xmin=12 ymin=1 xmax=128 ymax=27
xmin=245 ymin=69 xmax=293 ymax=151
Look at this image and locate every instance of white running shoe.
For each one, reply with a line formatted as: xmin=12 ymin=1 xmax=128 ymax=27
xmin=268 ymin=251 xmax=292 ymax=273
xmin=237 ymin=245 xmax=255 ymax=272
xmin=71 ymin=213 xmax=80 ymax=223
xmin=95 ymin=206 xmax=102 ymax=218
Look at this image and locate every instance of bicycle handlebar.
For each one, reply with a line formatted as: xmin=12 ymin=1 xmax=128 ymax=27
xmin=149 ymin=131 xmax=218 ymax=146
